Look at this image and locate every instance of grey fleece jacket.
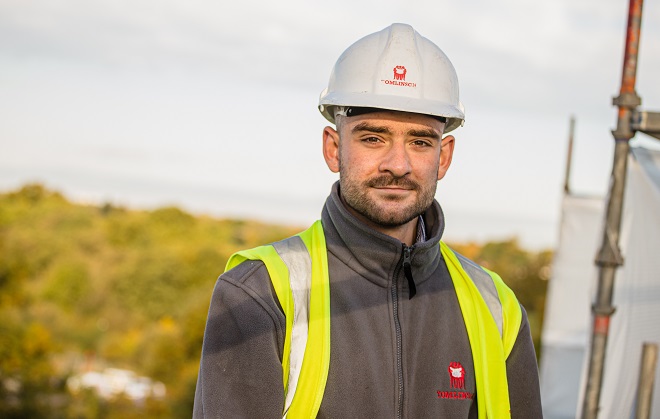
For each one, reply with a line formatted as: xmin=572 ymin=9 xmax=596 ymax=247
xmin=193 ymin=182 xmax=543 ymax=418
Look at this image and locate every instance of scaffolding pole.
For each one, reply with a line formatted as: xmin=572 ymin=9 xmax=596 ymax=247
xmin=580 ymin=0 xmax=644 ymax=417
xmin=564 ymin=116 xmax=576 ymax=195
xmin=634 ymin=343 xmax=659 ymax=419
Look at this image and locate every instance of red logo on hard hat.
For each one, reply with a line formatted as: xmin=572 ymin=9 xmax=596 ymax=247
xmin=393 ymin=65 xmax=407 ymax=81
xmin=381 ymin=65 xmax=416 ymax=87
xmin=448 ymin=362 xmax=465 ymax=389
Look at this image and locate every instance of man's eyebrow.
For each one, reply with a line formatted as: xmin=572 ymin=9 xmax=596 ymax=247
xmin=351 ymin=123 xmax=440 ymax=140
xmin=407 ymin=129 xmax=440 ymax=140
xmin=351 ymin=122 xmax=392 ymax=135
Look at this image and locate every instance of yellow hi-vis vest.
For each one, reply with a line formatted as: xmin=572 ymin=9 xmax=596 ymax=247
xmin=225 ymin=220 xmax=523 ymax=419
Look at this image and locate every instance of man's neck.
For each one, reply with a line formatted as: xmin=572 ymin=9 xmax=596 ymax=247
xmin=370 ymin=218 xmax=418 ymax=247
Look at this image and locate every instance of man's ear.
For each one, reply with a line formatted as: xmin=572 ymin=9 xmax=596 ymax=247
xmin=323 ymin=126 xmax=340 ymax=173
xmin=437 ymin=135 xmax=455 ymax=180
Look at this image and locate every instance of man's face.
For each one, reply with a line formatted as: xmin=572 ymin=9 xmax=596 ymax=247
xmin=323 ymin=111 xmax=455 ymax=229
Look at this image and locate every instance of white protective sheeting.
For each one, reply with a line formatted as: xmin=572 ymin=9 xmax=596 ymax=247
xmin=540 ymin=193 xmax=604 ymax=419
xmin=540 ymin=146 xmax=660 ymax=419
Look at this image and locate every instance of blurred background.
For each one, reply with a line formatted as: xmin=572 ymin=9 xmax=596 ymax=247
xmin=1 ymin=0 xmax=659 ymax=417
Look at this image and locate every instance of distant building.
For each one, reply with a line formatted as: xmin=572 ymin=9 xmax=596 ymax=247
xmin=67 ymin=368 xmax=166 ymax=401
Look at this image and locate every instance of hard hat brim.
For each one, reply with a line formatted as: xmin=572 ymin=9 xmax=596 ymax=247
xmin=319 ymin=91 xmax=465 ymax=133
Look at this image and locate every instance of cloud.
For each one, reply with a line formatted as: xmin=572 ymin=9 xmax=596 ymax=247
xmin=1 ymin=0 xmax=659 ymax=248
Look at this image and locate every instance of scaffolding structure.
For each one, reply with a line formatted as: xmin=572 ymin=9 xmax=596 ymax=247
xmin=581 ymin=0 xmax=660 ymax=417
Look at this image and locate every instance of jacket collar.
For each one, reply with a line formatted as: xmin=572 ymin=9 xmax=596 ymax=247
xmin=321 ymin=181 xmax=445 ymax=289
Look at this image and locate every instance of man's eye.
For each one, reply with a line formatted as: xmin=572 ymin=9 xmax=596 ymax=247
xmin=412 ymin=140 xmax=432 ymax=147
xmin=362 ymin=137 xmax=381 ymax=143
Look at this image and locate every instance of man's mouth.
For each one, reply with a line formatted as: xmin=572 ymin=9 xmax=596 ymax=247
xmin=366 ymin=176 xmax=418 ymax=191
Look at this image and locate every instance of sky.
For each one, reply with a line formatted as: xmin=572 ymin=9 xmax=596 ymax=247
xmin=1 ymin=0 xmax=660 ymax=250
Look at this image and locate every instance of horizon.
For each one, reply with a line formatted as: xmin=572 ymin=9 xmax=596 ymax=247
xmin=2 ymin=0 xmax=659 ymax=252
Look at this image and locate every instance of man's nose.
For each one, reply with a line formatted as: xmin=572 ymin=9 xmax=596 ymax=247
xmin=379 ymin=143 xmax=412 ymax=177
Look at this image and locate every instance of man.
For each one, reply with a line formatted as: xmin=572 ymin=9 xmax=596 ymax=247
xmin=194 ymin=23 xmax=542 ymax=418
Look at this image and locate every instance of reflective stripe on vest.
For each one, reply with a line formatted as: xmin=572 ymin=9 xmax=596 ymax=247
xmin=226 ymin=220 xmax=330 ymax=418
xmin=441 ymin=241 xmax=523 ymax=418
xmin=225 ymin=220 xmax=522 ymax=419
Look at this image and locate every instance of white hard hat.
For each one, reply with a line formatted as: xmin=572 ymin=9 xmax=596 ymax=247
xmin=318 ymin=23 xmax=465 ymax=133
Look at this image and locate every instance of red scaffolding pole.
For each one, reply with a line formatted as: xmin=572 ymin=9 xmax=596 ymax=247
xmin=580 ymin=0 xmax=644 ymax=417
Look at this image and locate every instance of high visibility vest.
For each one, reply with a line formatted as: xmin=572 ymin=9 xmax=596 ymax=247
xmin=225 ymin=220 xmax=523 ymax=419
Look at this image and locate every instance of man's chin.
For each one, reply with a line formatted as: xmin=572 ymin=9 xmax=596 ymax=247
xmin=362 ymin=205 xmax=420 ymax=228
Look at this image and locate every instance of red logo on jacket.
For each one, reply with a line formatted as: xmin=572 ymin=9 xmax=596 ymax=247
xmin=448 ymin=362 xmax=465 ymax=389
xmin=437 ymin=361 xmax=473 ymax=400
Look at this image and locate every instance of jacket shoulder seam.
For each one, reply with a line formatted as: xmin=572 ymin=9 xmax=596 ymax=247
xmin=220 ymin=260 xmax=286 ymax=345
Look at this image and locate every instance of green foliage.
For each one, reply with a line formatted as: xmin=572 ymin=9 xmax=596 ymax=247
xmin=0 ymin=184 xmax=300 ymax=417
xmin=0 ymin=316 xmax=57 ymax=418
xmin=0 ymin=183 xmax=553 ymax=415
xmin=43 ymin=260 xmax=91 ymax=311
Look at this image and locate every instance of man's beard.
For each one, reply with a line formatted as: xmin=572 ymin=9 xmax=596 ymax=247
xmin=339 ymin=170 xmax=437 ymax=228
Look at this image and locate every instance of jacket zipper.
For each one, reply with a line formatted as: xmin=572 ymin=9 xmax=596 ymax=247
xmin=403 ymin=246 xmax=415 ymax=299
xmin=393 ymin=244 xmax=415 ymax=419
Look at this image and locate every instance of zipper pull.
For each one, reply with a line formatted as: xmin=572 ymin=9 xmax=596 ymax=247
xmin=403 ymin=246 xmax=416 ymax=299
